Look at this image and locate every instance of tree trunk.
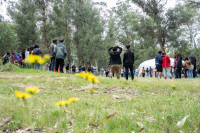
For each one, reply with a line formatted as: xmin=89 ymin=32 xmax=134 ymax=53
xmin=90 ymin=57 xmax=93 ymax=66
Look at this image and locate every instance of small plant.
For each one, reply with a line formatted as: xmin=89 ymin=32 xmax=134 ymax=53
xmin=171 ymin=84 xmax=176 ymax=90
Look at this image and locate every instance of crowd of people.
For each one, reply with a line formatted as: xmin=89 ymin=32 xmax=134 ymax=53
xmin=2 ymin=38 xmax=200 ymax=80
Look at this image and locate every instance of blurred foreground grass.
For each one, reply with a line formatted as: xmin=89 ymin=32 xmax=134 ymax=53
xmin=0 ymin=64 xmax=200 ymax=133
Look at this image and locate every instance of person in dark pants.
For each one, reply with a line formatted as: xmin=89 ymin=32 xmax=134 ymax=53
xmin=72 ymin=64 xmax=76 ymax=74
xmin=65 ymin=63 xmax=69 ymax=73
xmin=49 ymin=38 xmax=58 ymax=71
xmin=54 ymin=39 xmax=67 ymax=73
xmin=87 ymin=65 xmax=91 ymax=73
xmin=105 ymin=67 xmax=109 ymax=77
xmin=123 ymin=44 xmax=134 ymax=80
xmin=175 ymin=53 xmax=183 ymax=79
xmin=155 ymin=51 xmax=163 ymax=79
xmin=189 ymin=56 xmax=197 ymax=78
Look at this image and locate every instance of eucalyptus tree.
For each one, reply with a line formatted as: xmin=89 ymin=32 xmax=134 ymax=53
xmin=7 ymin=0 xmax=39 ymax=49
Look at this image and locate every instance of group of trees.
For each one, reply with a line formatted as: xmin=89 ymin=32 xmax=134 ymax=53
xmin=0 ymin=0 xmax=200 ymax=69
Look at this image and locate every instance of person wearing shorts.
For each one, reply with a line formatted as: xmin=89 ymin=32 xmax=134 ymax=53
xmin=155 ymin=51 xmax=163 ymax=79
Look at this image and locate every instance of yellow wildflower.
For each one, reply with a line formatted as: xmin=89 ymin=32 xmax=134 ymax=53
xmin=55 ymin=100 xmax=71 ymax=106
xmin=25 ymin=86 xmax=40 ymax=94
xmin=37 ymin=57 xmax=45 ymax=64
xmin=69 ymin=97 xmax=79 ymax=102
xmin=43 ymin=54 xmax=50 ymax=60
xmin=171 ymin=85 xmax=176 ymax=90
xmin=14 ymin=91 xmax=32 ymax=101
xmin=27 ymin=55 xmax=37 ymax=63
xmin=89 ymin=88 xmax=94 ymax=94
xmin=88 ymin=76 xmax=99 ymax=84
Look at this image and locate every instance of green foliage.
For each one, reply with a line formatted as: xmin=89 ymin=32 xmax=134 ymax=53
xmin=0 ymin=21 xmax=18 ymax=56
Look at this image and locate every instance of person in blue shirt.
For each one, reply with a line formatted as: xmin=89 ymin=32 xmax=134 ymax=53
xmin=17 ymin=52 xmax=22 ymax=59
xmin=155 ymin=51 xmax=162 ymax=79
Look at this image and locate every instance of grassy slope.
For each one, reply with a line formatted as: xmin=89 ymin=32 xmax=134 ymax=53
xmin=0 ymin=64 xmax=200 ymax=133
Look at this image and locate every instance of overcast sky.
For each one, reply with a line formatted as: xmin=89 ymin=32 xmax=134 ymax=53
xmin=0 ymin=0 xmax=178 ymax=20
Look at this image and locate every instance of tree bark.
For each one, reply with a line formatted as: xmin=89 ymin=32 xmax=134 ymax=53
xmin=66 ymin=21 xmax=71 ymax=73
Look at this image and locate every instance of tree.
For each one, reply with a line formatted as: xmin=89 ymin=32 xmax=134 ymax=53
xmin=0 ymin=21 xmax=18 ymax=56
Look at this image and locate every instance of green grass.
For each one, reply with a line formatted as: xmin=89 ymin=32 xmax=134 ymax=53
xmin=0 ymin=64 xmax=200 ymax=132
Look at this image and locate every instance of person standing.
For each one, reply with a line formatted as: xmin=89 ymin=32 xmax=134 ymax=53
xmin=108 ymin=45 xmax=123 ymax=79
xmin=135 ymin=68 xmax=139 ymax=77
xmin=25 ymin=48 xmax=30 ymax=69
xmin=187 ymin=56 xmax=195 ymax=78
xmin=93 ymin=65 xmax=97 ymax=75
xmin=78 ymin=65 xmax=82 ymax=73
xmin=162 ymin=52 xmax=171 ymax=79
xmin=121 ymin=68 xmax=124 ymax=78
xmin=197 ymin=65 xmax=200 ymax=78
xmin=149 ymin=67 xmax=153 ymax=77
xmin=54 ymin=39 xmax=67 ymax=73
xmin=170 ymin=66 xmax=174 ymax=79
xmin=65 ymin=63 xmax=69 ymax=73
xmin=49 ymin=38 xmax=58 ymax=71
xmin=123 ymin=44 xmax=134 ymax=80
xmin=146 ymin=68 xmax=149 ymax=77
xmin=105 ymin=67 xmax=109 ymax=77
xmin=175 ymin=53 xmax=183 ymax=79
xmin=183 ymin=57 xmax=190 ymax=78
xmin=142 ymin=67 xmax=145 ymax=77
xmin=72 ymin=64 xmax=76 ymax=74
xmin=100 ymin=67 xmax=104 ymax=77
xmin=82 ymin=65 xmax=86 ymax=72
xmin=87 ymin=65 xmax=91 ymax=73
xmin=189 ymin=56 xmax=197 ymax=78
xmin=33 ymin=44 xmax=43 ymax=69
xmin=173 ymin=52 xmax=177 ymax=78
xmin=155 ymin=51 xmax=162 ymax=79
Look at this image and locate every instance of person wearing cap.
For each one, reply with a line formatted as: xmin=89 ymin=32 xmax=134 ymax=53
xmin=33 ymin=44 xmax=43 ymax=69
xmin=123 ymin=44 xmax=134 ymax=80
xmin=162 ymin=52 xmax=171 ymax=79
xmin=54 ymin=39 xmax=67 ymax=73
xmin=49 ymin=38 xmax=58 ymax=71
xmin=155 ymin=51 xmax=163 ymax=79
xmin=108 ymin=45 xmax=123 ymax=79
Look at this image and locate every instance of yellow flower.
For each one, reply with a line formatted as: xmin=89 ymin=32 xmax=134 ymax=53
xmin=55 ymin=100 xmax=71 ymax=106
xmin=37 ymin=57 xmax=45 ymax=64
xmin=27 ymin=55 xmax=37 ymax=63
xmin=89 ymin=88 xmax=94 ymax=94
xmin=88 ymin=76 xmax=99 ymax=84
xmin=14 ymin=91 xmax=32 ymax=101
xmin=25 ymin=86 xmax=40 ymax=94
xmin=171 ymin=85 xmax=176 ymax=90
xmin=69 ymin=97 xmax=79 ymax=102
xmin=43 ymin=54 xmax=50 ymax=60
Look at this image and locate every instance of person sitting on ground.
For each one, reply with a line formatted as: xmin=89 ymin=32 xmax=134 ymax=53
xmin=3 ymin=52 xmax=10 ymax=65
xmin=162 ymin=52 xmax=171 ymax=79
xmin=82 ymin=65 xmax=86 ymax=72
xmin=155 ymin=51 xmax=163 ymax=79
xmin=17 ymin=52 xmax=22 ymax=60
xmin=91 ymin=66 xmax=94 ymax=73
xmin=100 ymin=67 xmax=104 ymax=77
xmin=123 ymin=44 xmax=134 ymax=80
xmin=72 ymin=64 xmax=76 ymax=74
xmin=12 ymin=52 xmax=20 ymax=66
xmin=108 ymin=45 xmax=123 ymax=79
xmin=142 ymin=67 xmax=145 ymax=77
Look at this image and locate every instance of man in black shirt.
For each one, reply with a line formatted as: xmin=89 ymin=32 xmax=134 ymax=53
xmin=82 ymin=65 xmax=86 ymax=72
xmin=72 ymin=64 xmax=76 ymax=74
xmin=123 ymin=44 xmax=134 ymax=80
xmin=65 ymin=63 xmax=69 ymax=73
xmin=87 ymin=65 xmax=91 ymax=73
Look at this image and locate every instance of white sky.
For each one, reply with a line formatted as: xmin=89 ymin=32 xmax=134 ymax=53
xmin=1 ymin=0 xmax=178 ymax=21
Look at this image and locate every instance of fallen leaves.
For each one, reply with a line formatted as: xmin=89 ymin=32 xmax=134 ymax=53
xmin=177 ymin=115 xmax=190 ymax=127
